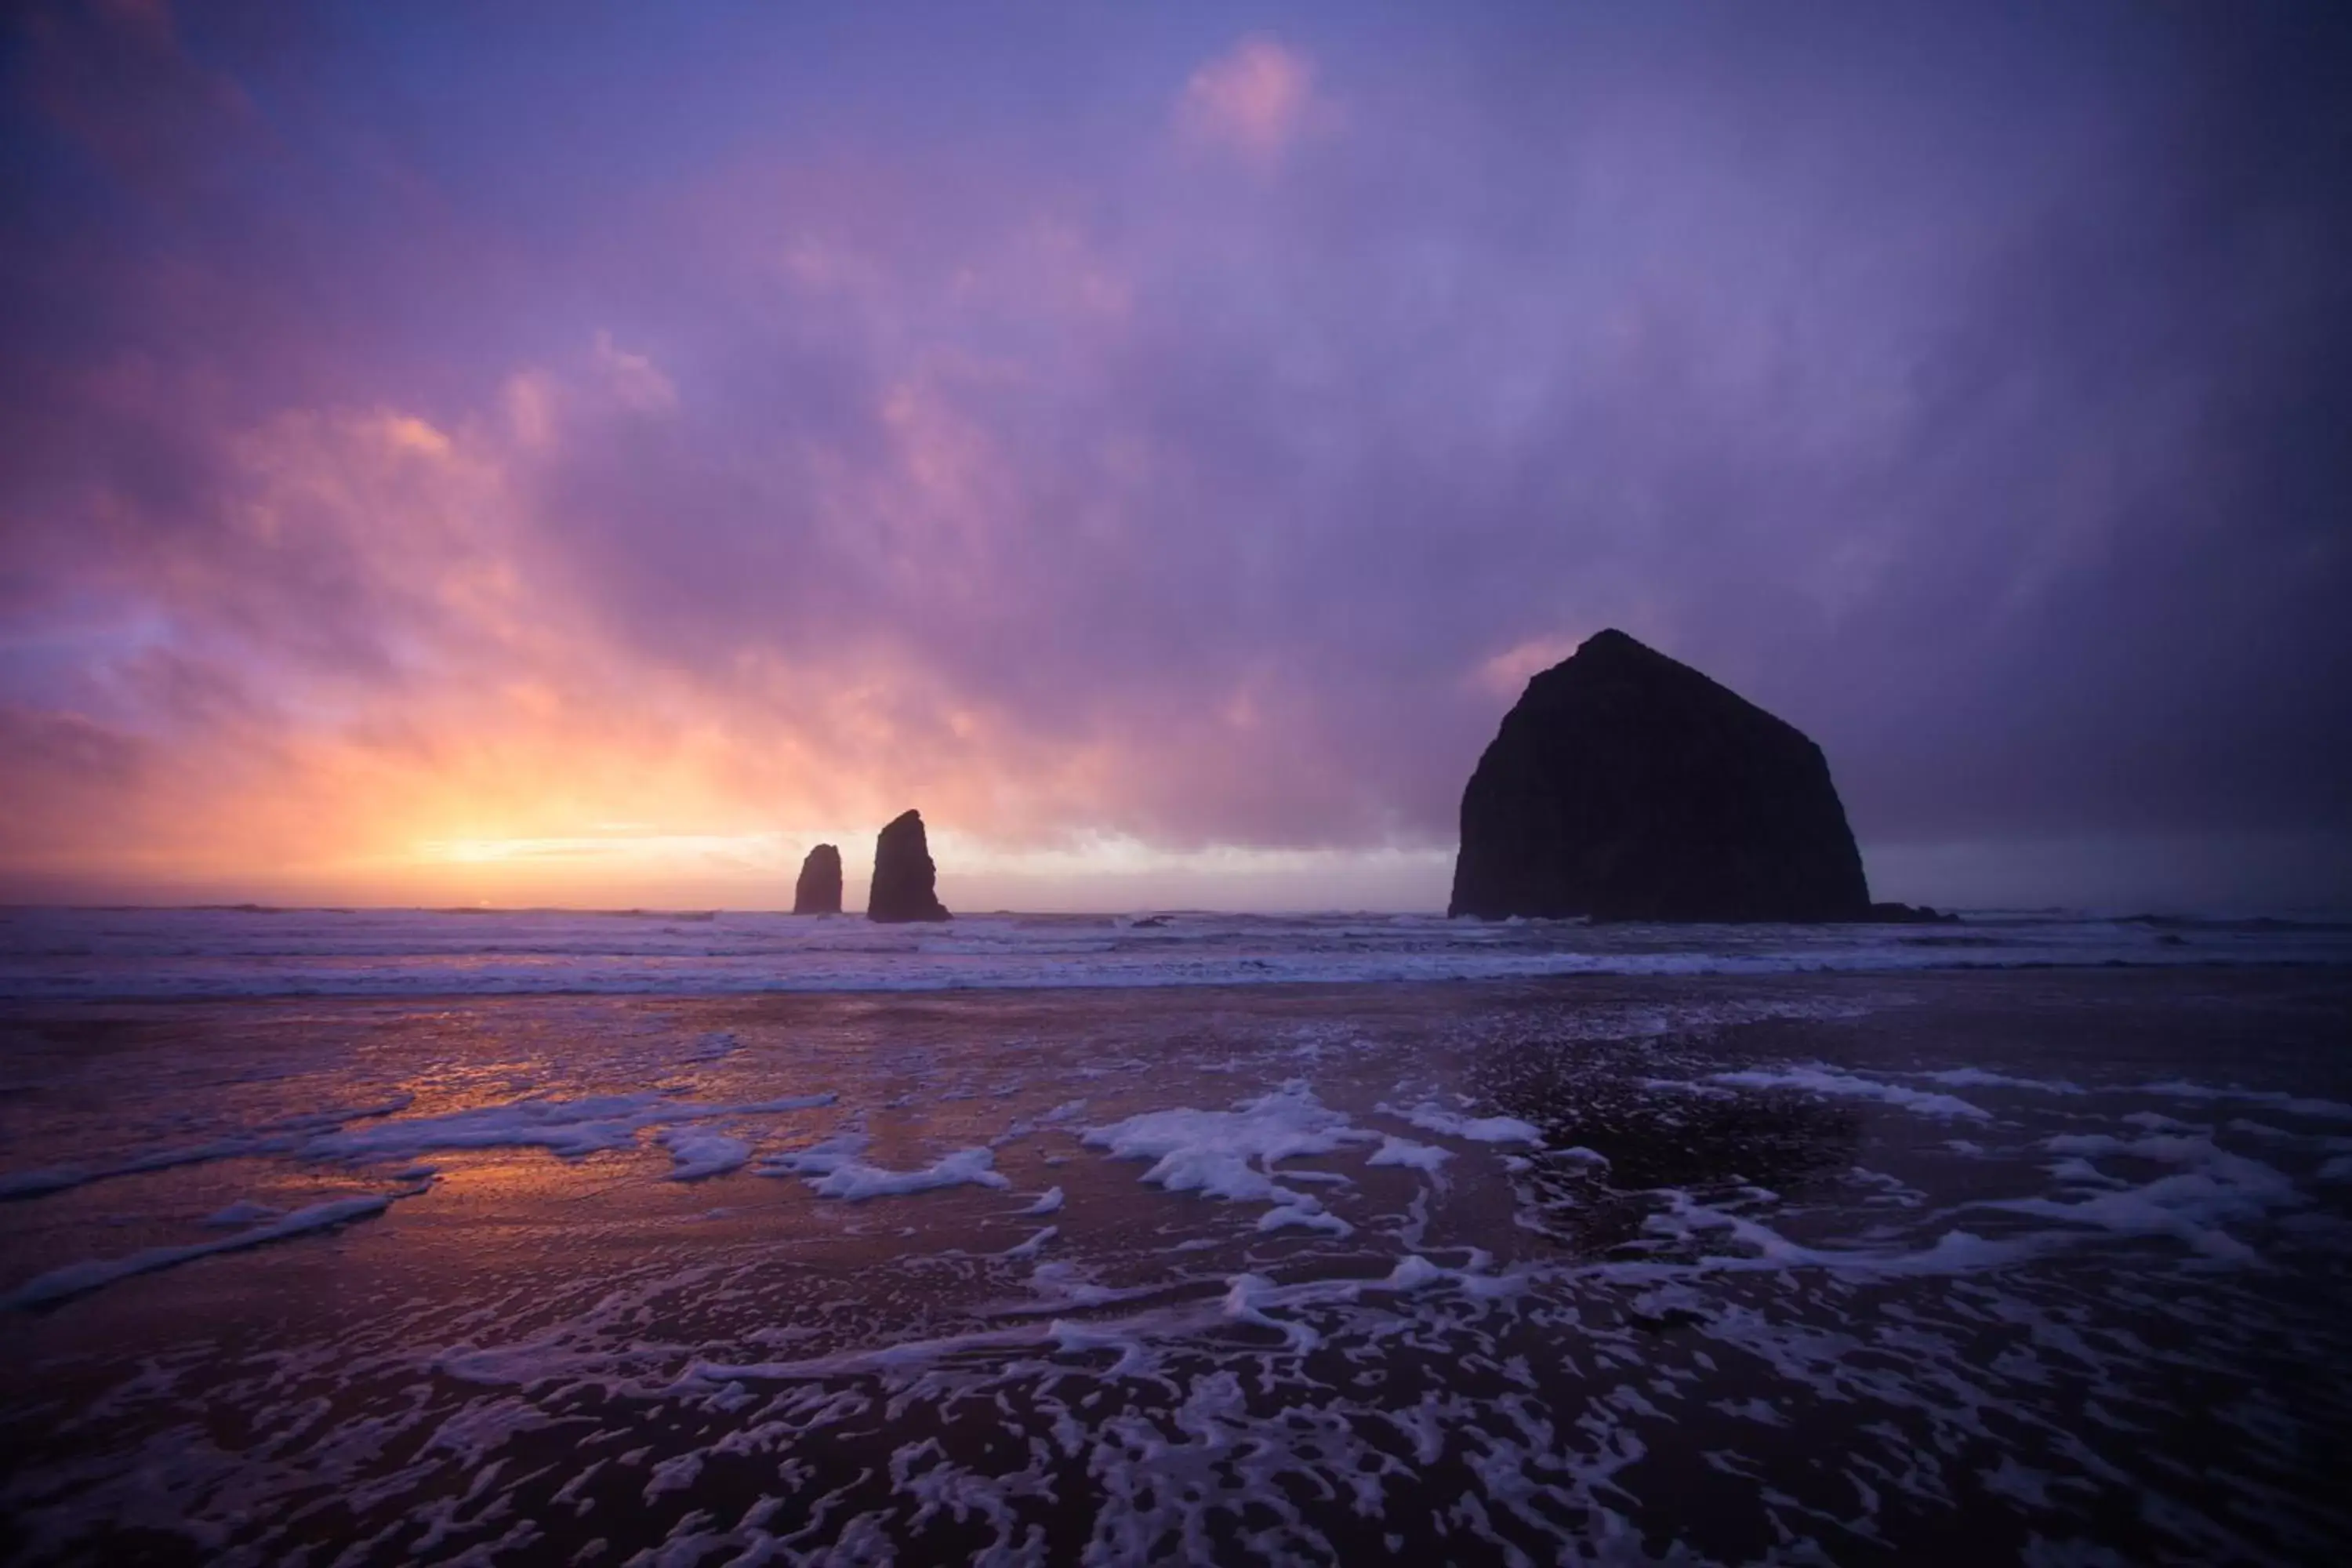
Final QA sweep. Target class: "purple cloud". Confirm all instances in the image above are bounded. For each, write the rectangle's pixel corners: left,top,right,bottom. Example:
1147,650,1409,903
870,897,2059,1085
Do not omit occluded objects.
2,2,2347,908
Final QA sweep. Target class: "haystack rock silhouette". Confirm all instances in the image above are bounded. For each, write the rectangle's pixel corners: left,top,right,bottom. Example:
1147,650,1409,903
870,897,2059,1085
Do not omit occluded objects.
792,844,842,915
867,810,951,923
1449,629,1874,922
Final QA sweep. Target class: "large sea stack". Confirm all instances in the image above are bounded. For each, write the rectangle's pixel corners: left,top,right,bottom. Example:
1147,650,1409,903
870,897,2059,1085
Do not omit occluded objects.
1449,629,1871,922
792,844,843,915
866,810,951,923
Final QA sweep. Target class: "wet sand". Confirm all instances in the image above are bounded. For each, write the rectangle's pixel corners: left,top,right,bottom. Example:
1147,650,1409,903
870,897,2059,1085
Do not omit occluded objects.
5,969,2350,1563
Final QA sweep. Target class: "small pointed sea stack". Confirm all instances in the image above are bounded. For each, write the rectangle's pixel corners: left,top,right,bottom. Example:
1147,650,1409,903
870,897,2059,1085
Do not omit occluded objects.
866,810,951,923
792,844,843,915
1449,629,1871,922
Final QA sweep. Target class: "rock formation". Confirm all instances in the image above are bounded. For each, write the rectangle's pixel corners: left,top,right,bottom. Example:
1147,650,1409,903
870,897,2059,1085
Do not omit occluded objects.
1867,901,1956,924
792,844,843,915
1448,629,1872,922
866,810,951,923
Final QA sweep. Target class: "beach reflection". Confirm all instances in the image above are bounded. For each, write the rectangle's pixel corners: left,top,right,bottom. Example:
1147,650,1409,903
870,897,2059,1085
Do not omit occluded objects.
5,975,2350,1564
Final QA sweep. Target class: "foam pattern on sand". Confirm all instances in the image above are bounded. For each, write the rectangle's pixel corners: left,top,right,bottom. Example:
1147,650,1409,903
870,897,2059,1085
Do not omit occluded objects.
1386,1101,1544,1142
760,1131,1011,1200
5,978,2350,1564
2,1189,423,1309
1987,1131,2307,1263
1081,1082,1377,1234
1,1086,840,1204
1704,1065,1995,1120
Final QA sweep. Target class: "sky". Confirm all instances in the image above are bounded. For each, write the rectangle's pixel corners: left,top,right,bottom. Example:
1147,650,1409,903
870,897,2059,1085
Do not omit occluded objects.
2,1,2349,914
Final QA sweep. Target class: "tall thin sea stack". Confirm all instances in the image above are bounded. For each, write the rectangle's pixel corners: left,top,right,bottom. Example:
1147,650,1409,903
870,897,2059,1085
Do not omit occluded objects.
792,844,843,915
1449,629,1871,922
866,810,951,923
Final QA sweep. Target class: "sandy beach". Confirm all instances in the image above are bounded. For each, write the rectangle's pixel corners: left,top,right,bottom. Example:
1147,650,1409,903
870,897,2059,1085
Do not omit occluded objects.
7,964,2350,1563
9,3,2349,1559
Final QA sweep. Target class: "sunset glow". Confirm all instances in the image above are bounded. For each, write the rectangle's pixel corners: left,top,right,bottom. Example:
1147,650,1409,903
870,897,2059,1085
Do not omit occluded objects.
3,4,2347,911
7,12,2352,1563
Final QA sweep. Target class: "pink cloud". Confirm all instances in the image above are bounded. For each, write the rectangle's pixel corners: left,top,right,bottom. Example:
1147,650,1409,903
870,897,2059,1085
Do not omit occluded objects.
1176,37,1322,165
2,5,2345,910
1471,634,1588,698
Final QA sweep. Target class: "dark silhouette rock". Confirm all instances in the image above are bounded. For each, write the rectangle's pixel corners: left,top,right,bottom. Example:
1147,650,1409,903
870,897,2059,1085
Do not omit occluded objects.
867,810,950,923
793,844,843,915
1867,901,1957,924
1449,629,1871,922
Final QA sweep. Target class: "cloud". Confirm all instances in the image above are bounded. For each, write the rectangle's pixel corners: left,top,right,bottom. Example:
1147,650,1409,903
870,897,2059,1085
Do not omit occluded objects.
1472,635,1587,699
2,4,2347,908
1176,36,1322,165
16,0,257,198
593,332,680,416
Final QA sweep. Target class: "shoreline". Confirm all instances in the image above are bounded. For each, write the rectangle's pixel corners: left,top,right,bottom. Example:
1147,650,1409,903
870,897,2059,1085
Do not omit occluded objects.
6,964,2349,1563
5,952,2352,1009
8,958,2351,1022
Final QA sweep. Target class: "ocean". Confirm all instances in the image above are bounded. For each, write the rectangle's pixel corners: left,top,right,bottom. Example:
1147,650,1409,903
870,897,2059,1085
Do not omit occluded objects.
4,904,2348,999
3,908,2350,1564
